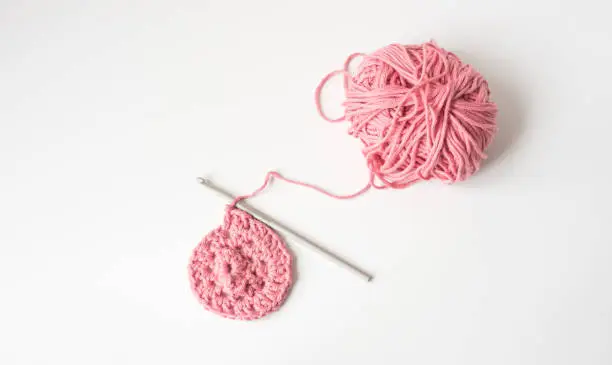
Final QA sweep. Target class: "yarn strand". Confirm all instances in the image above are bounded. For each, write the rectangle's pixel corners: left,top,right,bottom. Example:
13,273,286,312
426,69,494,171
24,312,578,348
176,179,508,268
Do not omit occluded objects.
231,171,372,207
237,41,497,206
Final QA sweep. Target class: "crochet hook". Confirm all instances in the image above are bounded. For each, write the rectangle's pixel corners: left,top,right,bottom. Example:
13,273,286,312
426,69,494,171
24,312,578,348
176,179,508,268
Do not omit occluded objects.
197,177,373,282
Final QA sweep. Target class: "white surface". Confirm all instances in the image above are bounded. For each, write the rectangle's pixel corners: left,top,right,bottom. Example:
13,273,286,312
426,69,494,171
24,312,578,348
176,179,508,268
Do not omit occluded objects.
1,1,611,364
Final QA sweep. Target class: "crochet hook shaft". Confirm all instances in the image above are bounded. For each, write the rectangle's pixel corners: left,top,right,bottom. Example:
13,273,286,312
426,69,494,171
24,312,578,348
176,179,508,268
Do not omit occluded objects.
197,177,373,282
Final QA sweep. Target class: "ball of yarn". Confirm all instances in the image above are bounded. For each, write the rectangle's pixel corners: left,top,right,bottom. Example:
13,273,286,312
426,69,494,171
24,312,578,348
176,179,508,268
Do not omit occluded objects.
316,41,498,189
188,207,292,320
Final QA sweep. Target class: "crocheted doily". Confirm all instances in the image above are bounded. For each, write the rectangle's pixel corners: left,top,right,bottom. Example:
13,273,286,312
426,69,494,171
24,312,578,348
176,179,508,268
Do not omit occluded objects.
188,207,293,320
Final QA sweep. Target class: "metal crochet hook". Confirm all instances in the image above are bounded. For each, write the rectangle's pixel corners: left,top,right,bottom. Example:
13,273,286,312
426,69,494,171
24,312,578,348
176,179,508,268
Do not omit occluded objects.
197,177,373,282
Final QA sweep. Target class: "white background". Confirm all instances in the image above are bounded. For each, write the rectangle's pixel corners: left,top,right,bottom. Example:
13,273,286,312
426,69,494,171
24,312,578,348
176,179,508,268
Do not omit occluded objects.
1,1,611,364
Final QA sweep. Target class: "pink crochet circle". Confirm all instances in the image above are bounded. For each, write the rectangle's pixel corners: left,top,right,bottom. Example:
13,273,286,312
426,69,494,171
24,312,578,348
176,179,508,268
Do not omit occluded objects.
188,207,293,320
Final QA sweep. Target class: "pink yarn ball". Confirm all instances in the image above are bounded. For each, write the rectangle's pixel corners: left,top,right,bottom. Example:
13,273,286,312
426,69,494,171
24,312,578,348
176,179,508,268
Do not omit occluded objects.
316,41,498,189
189,208,292,320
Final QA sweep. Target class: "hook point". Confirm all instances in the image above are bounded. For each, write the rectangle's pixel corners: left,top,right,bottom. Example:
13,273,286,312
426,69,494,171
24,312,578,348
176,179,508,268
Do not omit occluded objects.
197,177,211,185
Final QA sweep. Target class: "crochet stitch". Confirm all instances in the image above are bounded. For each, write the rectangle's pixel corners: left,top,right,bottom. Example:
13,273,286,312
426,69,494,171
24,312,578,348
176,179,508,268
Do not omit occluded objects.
189,207,292,320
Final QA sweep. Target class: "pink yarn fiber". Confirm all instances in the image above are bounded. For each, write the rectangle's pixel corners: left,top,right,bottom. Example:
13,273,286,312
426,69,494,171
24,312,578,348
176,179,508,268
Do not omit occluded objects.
189,207,292,320
316,41,498,191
